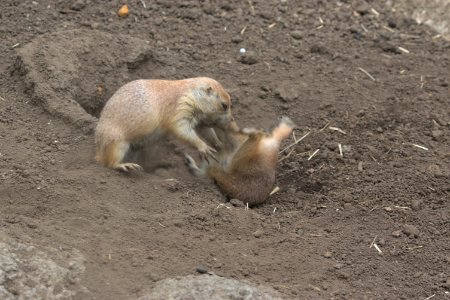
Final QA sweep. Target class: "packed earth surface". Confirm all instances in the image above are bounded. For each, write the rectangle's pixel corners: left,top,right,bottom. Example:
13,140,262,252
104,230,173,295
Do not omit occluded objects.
0,0,449,299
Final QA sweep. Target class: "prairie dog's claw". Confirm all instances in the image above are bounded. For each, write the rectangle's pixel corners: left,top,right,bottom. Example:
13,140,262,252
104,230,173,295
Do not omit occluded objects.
199,145,218,164
116,163,143,172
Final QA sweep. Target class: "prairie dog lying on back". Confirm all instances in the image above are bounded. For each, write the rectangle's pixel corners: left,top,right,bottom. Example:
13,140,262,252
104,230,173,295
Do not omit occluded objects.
185,116,296,206
95,77,236,172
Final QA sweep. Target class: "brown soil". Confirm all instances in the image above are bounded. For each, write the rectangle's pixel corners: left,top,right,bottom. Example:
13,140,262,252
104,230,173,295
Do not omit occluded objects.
1,0,449,299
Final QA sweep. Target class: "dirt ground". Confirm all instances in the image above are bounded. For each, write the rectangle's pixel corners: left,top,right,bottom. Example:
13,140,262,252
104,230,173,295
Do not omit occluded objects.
0,0,449,299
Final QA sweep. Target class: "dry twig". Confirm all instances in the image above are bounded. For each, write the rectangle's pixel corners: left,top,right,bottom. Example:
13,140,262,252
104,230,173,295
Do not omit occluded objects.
358,67,376,81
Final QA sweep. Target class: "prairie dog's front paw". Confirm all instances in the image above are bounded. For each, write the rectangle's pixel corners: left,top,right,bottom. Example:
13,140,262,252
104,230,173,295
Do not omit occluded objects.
198,144,217,163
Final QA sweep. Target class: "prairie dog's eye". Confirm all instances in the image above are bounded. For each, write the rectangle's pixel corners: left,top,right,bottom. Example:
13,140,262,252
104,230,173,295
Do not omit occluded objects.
221,102,229,110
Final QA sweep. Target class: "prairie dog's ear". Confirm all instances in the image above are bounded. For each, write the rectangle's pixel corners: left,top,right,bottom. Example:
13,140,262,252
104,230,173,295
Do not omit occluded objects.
205,86,213,95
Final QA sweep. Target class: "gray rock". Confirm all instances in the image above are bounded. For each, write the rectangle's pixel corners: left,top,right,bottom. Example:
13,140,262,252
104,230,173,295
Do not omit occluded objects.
238,51,259,65
140,274,284,300
403,224,420,238
274,84,299,102
431,129,443,141
0,233,87,299
290,31,303,40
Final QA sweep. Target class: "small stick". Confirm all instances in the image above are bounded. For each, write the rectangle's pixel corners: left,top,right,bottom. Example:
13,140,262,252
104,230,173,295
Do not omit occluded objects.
11,43,21,49
279,131,311,154
108,254,112,260
369,235,378,248
398,47,410,54
247,0,255,15
410,143,429,151
316,25,324,30
292,131,297,142
139,0,146,9
319,121,330,131
394,205,411,210
270,186,280,196
240,26,247,35
382,25,394,32
245,202,249,210
329,126,346,134
358,67,376,81
268,22,276,29
0,95,5,101
373,243,382,254
272,207,277,214
318,17,324,24
420,76,424,89
308,149,320,161
361,24,369,33
371,8,380,17
424,294,435,300
279,148,295,162
158,222,166,228
338,143,343,157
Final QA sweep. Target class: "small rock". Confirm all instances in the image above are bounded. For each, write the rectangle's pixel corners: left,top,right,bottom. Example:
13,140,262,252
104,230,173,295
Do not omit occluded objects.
229,199,244,207
238,51,258,65
90,22,100,30
431,130,443,141
274,84,299,102
310,44,330,55
411,199,422,211
391,230,402,237
324,251,332,258
384,206,393,212
378,41,401,54
357,161,363,171
290,31,303,40
333,263,344,269
252,229,264,238
70,0,86,11
403,224,419,238
355,3,370,15
231,35,243,43
196,266,209,274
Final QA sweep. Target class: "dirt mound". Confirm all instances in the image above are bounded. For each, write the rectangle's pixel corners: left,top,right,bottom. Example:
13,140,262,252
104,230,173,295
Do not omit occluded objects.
13,29,161,132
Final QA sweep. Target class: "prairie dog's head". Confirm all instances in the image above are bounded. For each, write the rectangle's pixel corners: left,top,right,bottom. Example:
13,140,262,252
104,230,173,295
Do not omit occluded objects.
192,79,233,128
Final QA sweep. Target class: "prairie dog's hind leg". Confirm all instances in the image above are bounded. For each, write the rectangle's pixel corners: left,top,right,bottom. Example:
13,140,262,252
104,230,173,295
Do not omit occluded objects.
100,140,143,172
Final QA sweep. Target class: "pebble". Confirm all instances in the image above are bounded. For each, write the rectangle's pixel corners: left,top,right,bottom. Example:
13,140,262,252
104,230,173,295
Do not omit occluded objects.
231,35,243,43
252,229,264,238
70,0,86,11
196,266,208,274
238,51,258,65
403,224,419,238
431,130,443,141
357,161,364,171
230,199,244,207
391,230,402,237
411,199,422,211
324,251,332,258
290,31,303,40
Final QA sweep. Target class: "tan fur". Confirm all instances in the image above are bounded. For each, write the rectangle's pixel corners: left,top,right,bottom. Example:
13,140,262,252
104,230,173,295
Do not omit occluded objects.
95,77,235,172
185,117,295,206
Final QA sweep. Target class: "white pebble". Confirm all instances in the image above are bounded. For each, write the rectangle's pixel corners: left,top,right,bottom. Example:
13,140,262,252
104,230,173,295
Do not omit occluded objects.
239,48,246,54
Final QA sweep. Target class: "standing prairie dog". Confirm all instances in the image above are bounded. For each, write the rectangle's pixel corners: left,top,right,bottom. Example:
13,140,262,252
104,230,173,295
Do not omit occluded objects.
95,77,236,172
185,116,296,206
